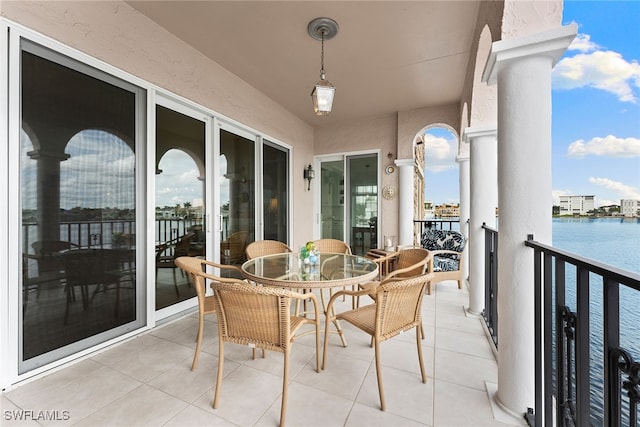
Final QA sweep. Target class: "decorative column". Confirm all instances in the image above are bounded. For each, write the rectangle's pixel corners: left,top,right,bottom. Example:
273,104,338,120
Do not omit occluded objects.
27,149,70,242
483,25,576,416
395,158,415,247
456,154,470,280
464,126,497,316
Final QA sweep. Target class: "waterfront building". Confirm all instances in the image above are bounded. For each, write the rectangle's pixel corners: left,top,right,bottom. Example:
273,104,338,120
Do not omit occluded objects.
559,194,596,216
621,199,640,217
1,2,598,425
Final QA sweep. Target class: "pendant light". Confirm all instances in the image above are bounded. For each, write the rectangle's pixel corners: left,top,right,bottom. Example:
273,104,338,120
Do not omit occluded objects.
308,17,338,115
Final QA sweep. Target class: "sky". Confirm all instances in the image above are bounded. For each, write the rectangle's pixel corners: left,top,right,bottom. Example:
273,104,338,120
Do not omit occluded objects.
424,0,640,208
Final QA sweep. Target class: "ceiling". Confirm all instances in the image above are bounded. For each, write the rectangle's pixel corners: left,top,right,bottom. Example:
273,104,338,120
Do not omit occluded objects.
126,1,482,128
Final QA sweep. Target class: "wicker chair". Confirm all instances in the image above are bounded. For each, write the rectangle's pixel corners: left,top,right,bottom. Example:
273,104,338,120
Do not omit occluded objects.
358,247,430,303
209,279,321,427
420,229,466,294
174,256,243,370
245,240,292,260
322,273,432,411
312,238,351,255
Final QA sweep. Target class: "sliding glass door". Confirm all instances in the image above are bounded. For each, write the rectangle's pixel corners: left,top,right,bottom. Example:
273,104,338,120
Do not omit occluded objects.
318,153,379,255
155,103,207,311
19,40,146,372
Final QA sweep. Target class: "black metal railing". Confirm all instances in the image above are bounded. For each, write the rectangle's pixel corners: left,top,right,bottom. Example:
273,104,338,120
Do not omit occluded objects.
22,219,203,252
482,223,498,349
525,235,640,427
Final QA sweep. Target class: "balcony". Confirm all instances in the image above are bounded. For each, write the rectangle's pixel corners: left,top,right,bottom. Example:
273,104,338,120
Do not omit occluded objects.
1,279,520,426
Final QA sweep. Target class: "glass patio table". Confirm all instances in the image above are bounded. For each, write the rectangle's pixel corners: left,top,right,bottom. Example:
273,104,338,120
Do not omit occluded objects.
241,252,378,289
241,252,379,347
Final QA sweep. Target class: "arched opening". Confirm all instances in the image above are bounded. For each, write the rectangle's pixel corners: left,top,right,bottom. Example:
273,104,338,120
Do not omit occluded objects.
422,125,460,225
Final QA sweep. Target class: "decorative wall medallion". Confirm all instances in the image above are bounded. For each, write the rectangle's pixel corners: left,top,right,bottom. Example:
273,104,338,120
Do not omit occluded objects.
385,165,395,175
382,185,396,200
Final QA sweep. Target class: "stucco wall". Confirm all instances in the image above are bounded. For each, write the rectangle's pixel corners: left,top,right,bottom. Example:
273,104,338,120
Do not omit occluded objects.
1,0,315,243
314,114,399,241
397,103,460,159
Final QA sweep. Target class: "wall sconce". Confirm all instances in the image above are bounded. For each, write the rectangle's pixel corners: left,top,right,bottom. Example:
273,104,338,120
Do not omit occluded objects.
308,17,338,116
303,164,315,191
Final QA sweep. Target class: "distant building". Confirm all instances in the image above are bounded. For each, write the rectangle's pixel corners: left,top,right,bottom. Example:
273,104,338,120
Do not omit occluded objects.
621,199,640,217
559,195,595,216
435,203,460,218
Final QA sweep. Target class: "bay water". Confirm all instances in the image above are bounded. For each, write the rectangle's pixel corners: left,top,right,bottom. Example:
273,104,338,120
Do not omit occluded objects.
552,217,640,425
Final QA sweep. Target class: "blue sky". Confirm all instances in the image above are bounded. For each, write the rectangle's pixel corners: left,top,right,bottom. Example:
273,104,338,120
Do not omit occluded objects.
425,0,640,208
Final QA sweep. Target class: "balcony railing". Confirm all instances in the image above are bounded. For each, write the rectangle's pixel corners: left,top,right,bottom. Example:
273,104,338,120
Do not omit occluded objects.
482,223,499,349
413,219,460,245
22,219,203,252
525,236,640,427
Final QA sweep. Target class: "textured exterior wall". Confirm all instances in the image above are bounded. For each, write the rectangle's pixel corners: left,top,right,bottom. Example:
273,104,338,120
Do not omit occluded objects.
1,0,315,242
314,114,399,240
397,103,460,159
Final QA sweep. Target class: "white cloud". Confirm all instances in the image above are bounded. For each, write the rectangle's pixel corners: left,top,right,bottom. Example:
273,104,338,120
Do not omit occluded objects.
589,177,640,200
567,135,640,158
568,32,599,53
423,133,457,173
553,44,640,102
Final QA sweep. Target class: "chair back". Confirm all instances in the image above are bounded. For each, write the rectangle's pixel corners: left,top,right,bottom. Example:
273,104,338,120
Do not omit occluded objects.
175,256,242,303
209,280,295,353
390,248,430,279
420,229,466,253
224,230,249,261
374,274,430,342
312,239,351,254
33,240,80,274
174,232,196,257
245,240,292,259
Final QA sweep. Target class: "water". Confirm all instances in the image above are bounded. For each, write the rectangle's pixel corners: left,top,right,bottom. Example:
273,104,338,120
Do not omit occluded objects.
552,217,640,425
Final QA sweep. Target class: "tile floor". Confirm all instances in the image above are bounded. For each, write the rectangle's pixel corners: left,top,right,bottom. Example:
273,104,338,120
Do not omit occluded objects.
2,280,525,426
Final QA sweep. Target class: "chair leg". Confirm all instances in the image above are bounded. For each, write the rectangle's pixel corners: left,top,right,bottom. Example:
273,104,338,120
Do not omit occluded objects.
213,340,224,409
280,350,289,427
191,313,204,370
416,326,427,383
374,338,386,411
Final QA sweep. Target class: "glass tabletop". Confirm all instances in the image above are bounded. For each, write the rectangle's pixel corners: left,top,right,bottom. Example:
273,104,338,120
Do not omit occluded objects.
241,252,378,289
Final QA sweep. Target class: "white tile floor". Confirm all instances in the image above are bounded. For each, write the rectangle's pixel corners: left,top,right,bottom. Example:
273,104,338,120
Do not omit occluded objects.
2,281,525,426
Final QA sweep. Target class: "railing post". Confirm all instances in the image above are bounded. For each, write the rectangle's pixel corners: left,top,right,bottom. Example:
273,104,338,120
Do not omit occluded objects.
604,276,620,426
575,266,591,426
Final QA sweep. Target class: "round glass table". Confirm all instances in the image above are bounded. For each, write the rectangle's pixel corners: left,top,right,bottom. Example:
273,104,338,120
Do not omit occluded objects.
241,252,378,289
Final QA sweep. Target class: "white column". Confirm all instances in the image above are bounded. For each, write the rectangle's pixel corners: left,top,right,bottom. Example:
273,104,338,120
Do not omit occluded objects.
483,25,576,417
456,154,470,280
464,126,497,316
395,158,415,247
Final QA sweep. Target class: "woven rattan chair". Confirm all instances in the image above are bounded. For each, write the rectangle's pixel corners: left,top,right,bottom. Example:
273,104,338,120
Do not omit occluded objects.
245,240,292,260
209,279,321,427
322,273,432,411
174,256,243,370
312,238,352,255
358,247,430,302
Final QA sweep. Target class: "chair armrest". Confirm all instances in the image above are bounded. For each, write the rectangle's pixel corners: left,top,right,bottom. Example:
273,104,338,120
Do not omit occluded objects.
290,290,321,320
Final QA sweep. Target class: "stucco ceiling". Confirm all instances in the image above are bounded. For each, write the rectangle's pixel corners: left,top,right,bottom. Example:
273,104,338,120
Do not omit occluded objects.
126,1,481,128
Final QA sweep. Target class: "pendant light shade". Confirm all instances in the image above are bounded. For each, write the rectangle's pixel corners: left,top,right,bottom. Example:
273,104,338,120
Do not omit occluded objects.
308,17,338,116
311,77,335,116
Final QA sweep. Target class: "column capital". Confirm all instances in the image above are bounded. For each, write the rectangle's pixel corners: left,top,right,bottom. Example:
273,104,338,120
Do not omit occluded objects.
27,149,70,162
463,125,497,144
456,154,470,163
483,24,577,85
394,158,415,168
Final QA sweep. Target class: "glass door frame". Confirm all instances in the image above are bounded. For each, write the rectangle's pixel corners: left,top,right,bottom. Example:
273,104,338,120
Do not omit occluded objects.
313,150,381,249
153,95,211,321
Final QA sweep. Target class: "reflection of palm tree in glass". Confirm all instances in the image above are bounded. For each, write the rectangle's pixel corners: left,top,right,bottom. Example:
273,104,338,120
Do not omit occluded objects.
183,201,192,220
